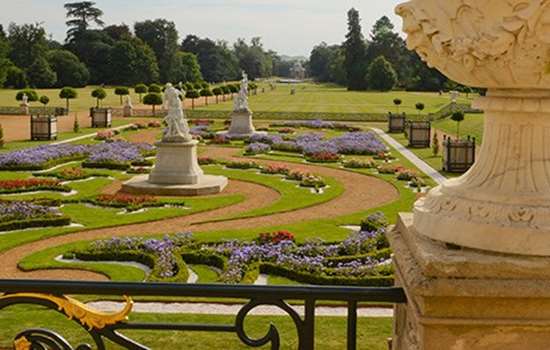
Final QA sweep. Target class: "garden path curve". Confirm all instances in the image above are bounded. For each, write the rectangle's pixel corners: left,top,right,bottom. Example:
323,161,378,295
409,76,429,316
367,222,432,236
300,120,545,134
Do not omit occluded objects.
0,146,398,280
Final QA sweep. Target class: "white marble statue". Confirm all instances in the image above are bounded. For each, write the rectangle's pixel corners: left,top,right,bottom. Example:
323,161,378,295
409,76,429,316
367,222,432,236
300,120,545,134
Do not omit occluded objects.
21,93,29,106
125,95,133,108
233,71,250,113
163,83,191,142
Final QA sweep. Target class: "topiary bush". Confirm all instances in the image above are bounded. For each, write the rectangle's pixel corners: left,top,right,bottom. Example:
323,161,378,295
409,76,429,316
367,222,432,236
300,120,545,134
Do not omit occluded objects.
134,84,148,103
143,93,163,116
59,87,78,112
16,89,39,102
114,87,130,105
91,88,107,108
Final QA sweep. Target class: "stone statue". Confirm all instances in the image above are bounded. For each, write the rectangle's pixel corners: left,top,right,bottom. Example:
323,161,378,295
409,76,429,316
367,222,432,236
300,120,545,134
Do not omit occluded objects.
162,83,191,143
21,94,29,107
233,71,250,113
124,95,133,108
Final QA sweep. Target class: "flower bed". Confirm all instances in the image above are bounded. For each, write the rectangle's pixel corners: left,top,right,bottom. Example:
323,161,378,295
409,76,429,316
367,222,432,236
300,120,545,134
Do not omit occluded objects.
377,164,403,174
198,157,217,165
77,215,393,286
341,159,376,169
210,134,231,145
95,130,116,141
36,167,110,181
396,169,417,181
248,134,283,145
271,119,360,132
0,200,70,231
224,161,261,170
0,144,89,171
87,193,186,211
305,151,340,163
244,142,271,155
0,178,71,194
126,167,150,174
82,141,154,170
260,165,290,175
299,174,327,189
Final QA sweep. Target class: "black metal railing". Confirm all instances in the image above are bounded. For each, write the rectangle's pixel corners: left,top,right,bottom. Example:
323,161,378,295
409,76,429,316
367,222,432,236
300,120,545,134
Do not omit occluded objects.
0,279,406,350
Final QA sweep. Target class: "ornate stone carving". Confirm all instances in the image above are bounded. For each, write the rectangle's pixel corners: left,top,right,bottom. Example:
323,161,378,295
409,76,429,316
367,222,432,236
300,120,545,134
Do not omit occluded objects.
396,0,550,89
233,71,251,113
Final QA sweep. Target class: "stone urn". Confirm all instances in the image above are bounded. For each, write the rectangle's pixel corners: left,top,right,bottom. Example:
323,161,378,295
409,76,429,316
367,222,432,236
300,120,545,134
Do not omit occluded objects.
397,0,550,256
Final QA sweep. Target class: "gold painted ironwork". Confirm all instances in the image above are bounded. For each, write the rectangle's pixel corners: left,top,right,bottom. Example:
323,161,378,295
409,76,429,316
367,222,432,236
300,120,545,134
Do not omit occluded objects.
13,336,31,350
0,293,133,330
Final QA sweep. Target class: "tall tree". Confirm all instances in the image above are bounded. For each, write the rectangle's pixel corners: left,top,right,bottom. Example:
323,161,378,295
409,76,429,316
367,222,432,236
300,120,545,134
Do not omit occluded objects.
135,19,179,82
0,25,11,87
343,8,367,90
366,56,397,91
47,49,89,87
8,23,48,70
109,38,159,85
172,51,203,83
64,1,105,43
182,35,240,82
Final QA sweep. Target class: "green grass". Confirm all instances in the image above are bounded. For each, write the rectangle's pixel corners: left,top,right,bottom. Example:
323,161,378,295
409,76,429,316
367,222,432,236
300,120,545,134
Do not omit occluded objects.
0,306,392,350
198,83,473,116
190,264,220,283
433,113,484,144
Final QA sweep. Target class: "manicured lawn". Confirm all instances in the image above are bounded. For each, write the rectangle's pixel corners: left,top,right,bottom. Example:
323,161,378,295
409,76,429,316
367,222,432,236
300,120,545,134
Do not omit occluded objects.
0,306,393,350
433,113,484,144
198,83,473,116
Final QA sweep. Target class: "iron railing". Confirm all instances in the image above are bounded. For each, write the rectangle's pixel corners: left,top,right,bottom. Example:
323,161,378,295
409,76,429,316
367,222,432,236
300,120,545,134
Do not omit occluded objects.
0,279,406,350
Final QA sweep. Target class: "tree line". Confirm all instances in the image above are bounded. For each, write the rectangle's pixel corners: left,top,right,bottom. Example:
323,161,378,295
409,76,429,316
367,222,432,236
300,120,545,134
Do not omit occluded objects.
309,9,476,93
0,1,296,89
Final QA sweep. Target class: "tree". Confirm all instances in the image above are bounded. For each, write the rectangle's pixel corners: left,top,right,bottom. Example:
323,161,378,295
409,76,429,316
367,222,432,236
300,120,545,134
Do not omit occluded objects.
415,102,425,115
8,23,48,70
27,57,57,88
343,8,367,90
73,114,80,133
172,51,203,83
0,25,11,87
114,87,129,105
135,84,147,103
200,87,213,105
233,37,272,80
16,89,38,102
59,87,78,112
148,84,161,93
393,98,402,114
91,87,106,108
64,1,105,43
135,19,179,82
143,93,162,116
228,84,239,98
365,56,397,91
212,87,222,104
186,89,200,109
221,85,231,101
109,39,159,85
47,49,89,87
5,66,27,88
181,35,240,82
39,95,50,112
451,111,465,139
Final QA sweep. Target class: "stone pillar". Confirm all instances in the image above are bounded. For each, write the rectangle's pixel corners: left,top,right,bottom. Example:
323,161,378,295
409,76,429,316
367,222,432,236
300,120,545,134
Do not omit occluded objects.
391,1,550,349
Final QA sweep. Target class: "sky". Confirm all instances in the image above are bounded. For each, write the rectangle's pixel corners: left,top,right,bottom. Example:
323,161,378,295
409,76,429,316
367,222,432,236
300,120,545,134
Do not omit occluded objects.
0,0,404,57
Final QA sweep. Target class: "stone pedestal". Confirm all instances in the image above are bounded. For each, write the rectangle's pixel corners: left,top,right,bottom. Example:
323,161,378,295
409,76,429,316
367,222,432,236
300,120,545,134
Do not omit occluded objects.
122,140,227,196
123,105,133,117
389,214,550,350
226,111,257,138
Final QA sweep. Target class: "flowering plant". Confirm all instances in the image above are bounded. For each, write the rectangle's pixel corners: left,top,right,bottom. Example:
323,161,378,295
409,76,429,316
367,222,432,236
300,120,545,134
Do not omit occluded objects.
377,164,403,174
306,151,340,163
59,167,86,179
95,193,157,209
148,121,161,128
0,200,60,222
277,128,294,134
286,170,306,181
95,130,115,141
210,134,230,144
257,231,295,244
300,174,326,189
225,161,261,170
248,134,283,145
0,178,70,194
198,157,216,165
260,165,289,175
396,169,416,181
342,159,376,169
0,144,89,170
244,142,271,155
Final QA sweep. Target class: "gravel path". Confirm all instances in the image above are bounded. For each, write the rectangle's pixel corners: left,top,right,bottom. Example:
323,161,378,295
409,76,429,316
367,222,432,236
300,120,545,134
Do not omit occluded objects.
0,145,397,280
371,127,447,185
87,301,393,317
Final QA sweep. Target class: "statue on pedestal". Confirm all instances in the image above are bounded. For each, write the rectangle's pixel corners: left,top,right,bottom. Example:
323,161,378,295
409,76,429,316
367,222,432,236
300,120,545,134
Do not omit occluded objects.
233,72,250,113
163,83,191,143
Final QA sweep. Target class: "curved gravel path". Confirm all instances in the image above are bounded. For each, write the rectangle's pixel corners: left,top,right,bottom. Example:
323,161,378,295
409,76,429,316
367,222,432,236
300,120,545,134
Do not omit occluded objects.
0,146,398,280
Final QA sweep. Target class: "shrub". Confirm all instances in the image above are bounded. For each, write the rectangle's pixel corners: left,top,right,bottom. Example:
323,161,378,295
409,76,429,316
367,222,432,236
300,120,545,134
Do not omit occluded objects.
91,88,107,108
59,87,78,112
73,115,80,133
360,212,388,232
306,151,340,163
396,169,416,181
135,83,148,103
93,193,159,211
260,165,289,175
432,132,440,156
377,164,402,174
16,89,38,102
244,142,271,155
342,159,375,169
409,176,426,189
366,56,397,92
95,130,114,141
143,93,163,116
198,157,216,165
186,89,200,109
148,84,162,93
114,87,130,105
451,111,465,139
225,161,261,169
300,174,326,189
127,167,150,174
39,95,50,108
286,170,305,181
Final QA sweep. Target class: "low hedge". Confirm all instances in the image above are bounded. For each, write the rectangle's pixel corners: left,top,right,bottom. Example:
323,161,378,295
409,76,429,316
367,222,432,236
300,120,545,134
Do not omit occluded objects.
82,161,131,171
259,263,394,287
131,159,154,167
0,155,86,171
0,216,71,232
180,250,227,271
0,185,72,194
82,198,185,211
34,172,108,181
325,248,392,266
0,106,67,116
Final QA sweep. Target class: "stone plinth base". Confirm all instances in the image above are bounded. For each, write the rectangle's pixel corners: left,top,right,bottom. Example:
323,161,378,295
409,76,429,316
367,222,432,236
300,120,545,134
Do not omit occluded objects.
224,111,258,138
149,140,203,185
389,213,550,350
121,174,227,196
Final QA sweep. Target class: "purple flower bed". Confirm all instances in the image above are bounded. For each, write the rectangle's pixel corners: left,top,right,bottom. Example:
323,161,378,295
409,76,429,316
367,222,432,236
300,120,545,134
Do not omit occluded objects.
244,142,271,155
272,119,361,132
0,201,60,222
87,141,152,164
248,133,283,145
0,144,89,169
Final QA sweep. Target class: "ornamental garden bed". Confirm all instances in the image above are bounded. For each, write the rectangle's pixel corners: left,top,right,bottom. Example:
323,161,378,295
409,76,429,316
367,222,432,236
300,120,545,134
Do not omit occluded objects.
70,214,393,286
84,194,186,212
0,200,70,232
34,167,108,181
0,178,71,194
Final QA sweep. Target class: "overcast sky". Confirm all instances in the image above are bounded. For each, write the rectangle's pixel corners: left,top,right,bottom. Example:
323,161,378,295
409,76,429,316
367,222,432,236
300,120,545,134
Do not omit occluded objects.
0,0,404,57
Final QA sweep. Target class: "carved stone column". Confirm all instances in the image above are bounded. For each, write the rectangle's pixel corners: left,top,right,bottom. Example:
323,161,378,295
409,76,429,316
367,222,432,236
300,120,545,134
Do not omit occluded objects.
391,1,550,349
